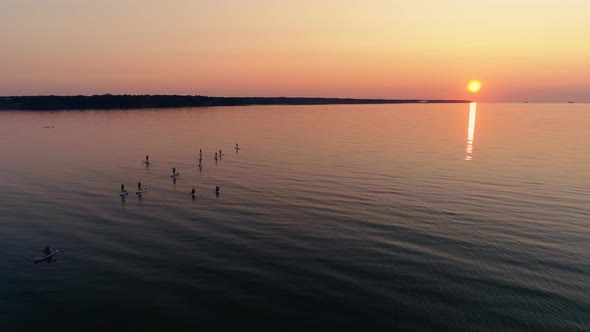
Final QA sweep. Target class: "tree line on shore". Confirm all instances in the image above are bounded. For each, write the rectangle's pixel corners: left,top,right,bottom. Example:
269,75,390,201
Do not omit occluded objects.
0,94,471,110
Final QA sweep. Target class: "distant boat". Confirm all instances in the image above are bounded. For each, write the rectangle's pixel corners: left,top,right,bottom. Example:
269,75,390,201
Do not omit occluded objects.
523,101,529,103
568,101,574,103
419,100,428,103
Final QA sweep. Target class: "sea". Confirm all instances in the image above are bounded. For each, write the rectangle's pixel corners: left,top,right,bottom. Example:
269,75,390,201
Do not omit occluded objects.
0,103,588,331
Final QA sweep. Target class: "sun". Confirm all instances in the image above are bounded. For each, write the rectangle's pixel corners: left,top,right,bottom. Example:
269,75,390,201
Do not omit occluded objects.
468,80,481,93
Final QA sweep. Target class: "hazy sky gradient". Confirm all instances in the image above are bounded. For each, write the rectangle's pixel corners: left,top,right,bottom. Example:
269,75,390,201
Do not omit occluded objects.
1,0,588,101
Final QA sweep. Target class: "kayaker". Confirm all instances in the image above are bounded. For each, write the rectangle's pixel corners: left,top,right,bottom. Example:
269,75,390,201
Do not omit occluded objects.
216,186,220,194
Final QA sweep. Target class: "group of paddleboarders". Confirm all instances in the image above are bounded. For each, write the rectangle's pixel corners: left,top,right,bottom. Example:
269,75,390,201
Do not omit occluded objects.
120,145,241,198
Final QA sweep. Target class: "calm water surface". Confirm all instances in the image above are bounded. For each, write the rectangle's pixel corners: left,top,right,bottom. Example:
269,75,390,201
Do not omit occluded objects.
0,103,588,330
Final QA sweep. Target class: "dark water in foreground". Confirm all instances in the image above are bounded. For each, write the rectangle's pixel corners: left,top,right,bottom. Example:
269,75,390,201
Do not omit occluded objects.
0,103,588,330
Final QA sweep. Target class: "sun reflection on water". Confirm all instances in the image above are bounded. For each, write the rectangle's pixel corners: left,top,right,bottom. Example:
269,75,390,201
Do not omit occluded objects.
465,102,476,160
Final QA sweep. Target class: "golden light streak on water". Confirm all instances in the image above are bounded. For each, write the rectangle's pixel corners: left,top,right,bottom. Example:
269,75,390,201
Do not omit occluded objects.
465,102,476,160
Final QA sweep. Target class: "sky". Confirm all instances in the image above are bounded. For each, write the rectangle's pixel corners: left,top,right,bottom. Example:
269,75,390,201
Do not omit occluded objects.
1,0,589,101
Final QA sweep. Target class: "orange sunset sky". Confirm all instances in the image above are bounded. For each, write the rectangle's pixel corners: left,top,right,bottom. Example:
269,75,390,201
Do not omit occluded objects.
1,0,588,101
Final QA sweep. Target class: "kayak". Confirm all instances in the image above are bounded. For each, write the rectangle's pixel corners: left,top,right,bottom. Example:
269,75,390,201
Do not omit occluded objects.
170,173,180,178
34,249,60,263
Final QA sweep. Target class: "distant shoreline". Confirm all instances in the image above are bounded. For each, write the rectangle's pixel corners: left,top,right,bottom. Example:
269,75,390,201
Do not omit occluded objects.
0,95,471,110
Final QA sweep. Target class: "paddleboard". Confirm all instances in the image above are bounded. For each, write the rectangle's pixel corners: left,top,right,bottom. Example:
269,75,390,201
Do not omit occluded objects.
34,249,60,263
170,173,180,178
136,189,147,194
119,191,128,196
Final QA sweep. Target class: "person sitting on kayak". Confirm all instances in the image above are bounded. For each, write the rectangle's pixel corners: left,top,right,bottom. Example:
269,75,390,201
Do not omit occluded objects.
191,188,196,195
42,245,51,256
138,182,142,190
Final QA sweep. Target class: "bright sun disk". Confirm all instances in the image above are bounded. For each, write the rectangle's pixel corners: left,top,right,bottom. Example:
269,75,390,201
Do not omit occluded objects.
468,80,481,93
